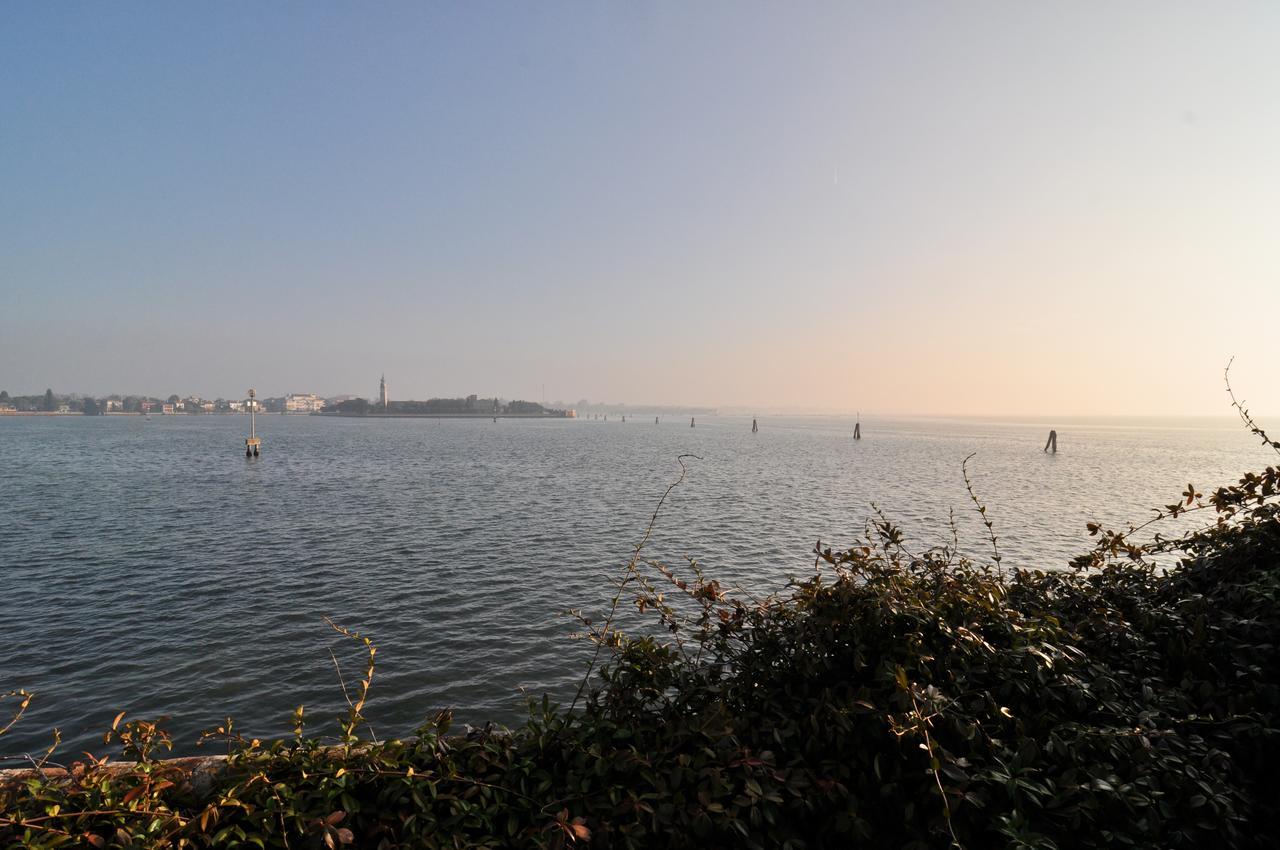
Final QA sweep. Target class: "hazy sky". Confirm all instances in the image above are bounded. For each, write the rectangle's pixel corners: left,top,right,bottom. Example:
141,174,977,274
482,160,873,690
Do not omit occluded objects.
2,3,1277,414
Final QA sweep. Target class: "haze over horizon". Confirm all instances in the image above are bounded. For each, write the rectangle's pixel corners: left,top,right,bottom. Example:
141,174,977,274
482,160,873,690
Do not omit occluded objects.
3,4,1278,416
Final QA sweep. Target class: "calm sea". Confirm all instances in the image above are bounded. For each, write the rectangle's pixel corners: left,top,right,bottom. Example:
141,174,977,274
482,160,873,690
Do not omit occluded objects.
0,413,1268,757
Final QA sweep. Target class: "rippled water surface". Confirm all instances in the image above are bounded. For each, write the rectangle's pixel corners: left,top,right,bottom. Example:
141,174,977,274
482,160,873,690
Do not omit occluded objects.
0,414,1267,756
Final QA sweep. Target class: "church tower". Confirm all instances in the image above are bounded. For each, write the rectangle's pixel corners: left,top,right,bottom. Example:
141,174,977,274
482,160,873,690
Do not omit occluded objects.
380,374,388,411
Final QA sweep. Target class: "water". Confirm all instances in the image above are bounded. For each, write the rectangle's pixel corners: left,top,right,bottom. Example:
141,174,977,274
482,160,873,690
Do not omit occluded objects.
0,413,1268,758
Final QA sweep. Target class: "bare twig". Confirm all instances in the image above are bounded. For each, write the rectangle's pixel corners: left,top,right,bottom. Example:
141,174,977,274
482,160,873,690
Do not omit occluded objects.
1225,357,1280,456
563,454,702,721
1076,361,1277,570
328,649,353,711
324,618,379,745
870,502,918,561
962,454,1003,576
0,690,33,740
946,507,960,567
0,729,65,777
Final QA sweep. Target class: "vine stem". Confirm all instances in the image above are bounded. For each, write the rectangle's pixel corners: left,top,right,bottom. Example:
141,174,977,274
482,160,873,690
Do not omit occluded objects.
562,453,702,722
909,689,963,850
1225,357,1280,456
962,453,1003,577
0,691,33,739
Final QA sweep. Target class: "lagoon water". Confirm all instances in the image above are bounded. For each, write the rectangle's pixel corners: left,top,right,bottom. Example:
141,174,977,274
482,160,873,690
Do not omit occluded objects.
0,413,1269,757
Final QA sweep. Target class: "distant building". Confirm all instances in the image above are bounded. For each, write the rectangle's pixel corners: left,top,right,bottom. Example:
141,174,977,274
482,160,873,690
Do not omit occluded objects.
162,404,175,414
228,400,244,412
380,375,389,410
285,393,326,413
104,399,123,412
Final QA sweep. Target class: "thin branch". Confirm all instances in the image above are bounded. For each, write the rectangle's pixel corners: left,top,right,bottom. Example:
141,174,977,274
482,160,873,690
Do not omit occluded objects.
946,507,960,567
563,453,702,722
328,649,354,712
1077,361,1278,570
1225,357,1280,456
324,618,380,745
962,454,1003,575
0,690,33,739
909,689,964,850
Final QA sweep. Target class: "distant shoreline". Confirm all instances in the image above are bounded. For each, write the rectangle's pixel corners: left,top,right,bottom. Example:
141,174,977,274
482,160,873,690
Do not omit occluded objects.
0,411,253,416
0,410,577,419
316,412,575,420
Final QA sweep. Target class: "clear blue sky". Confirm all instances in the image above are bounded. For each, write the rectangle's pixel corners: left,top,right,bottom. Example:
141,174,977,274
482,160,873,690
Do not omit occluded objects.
3,3,1277,413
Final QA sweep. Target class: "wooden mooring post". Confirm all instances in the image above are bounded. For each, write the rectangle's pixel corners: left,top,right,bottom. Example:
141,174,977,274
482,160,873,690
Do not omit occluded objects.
1044,429,1057,453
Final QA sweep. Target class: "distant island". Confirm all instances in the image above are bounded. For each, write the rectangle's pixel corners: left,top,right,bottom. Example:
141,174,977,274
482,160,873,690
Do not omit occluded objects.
322,394,574,418
0,389,306,416
0,386,710,419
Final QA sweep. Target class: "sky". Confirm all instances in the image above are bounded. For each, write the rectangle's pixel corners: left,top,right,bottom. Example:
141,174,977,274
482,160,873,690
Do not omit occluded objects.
2,3,1277,415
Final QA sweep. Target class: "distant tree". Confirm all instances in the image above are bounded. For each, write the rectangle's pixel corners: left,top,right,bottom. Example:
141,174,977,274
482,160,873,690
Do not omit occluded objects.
0,391,9,402
82,397,100,416
333,398,370,415
168,394,181,404
43,388,55,411
123,396,142,413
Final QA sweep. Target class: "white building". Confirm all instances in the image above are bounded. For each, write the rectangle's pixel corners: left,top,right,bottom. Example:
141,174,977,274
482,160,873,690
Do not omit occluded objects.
285,393,326,413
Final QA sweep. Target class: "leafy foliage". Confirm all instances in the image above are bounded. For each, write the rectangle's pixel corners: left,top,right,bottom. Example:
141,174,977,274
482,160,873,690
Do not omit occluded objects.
3,387,1278,848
